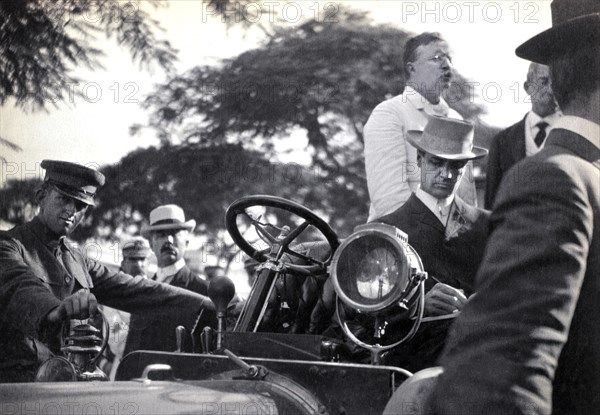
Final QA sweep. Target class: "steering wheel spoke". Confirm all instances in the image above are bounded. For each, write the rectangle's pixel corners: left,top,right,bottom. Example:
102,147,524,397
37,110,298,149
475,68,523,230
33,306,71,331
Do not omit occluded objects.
282,246,325,268
226,195,340,270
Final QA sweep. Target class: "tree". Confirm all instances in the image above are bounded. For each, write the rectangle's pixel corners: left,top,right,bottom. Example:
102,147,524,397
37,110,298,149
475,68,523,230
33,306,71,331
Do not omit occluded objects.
0,177,41,226
133,10,496,237
0,0,177,109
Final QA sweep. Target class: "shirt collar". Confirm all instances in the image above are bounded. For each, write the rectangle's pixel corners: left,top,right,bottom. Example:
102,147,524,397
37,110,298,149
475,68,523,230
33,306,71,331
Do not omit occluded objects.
156,258,185,283
404,86,451,116
552,115,600,149
527,110,561,129
415,188,454,224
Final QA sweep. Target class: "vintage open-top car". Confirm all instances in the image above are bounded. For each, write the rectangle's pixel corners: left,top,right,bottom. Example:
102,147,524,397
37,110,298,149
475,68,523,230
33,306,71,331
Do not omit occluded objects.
1,195,435,415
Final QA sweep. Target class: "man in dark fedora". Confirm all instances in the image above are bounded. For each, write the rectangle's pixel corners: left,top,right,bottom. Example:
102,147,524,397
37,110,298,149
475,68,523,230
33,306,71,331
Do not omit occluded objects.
0,160,214,382
374,115,489,372
427,0,600,413
124,204,214,354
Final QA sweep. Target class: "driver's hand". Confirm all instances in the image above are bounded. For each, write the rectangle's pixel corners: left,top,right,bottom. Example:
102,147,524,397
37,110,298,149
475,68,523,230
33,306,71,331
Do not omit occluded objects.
46,289,98,323
424,283,467,316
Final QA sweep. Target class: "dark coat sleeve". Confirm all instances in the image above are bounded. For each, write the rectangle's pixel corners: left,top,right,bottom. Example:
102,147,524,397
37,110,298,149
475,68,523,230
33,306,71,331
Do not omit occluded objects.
85,258,213,318
429,156,594,414
0,236,61,337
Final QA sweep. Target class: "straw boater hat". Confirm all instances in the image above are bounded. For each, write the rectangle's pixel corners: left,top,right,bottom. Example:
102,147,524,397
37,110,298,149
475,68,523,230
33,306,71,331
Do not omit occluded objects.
40,160,105,206
406,115,488,161
141,204,196,238
516,0,600,64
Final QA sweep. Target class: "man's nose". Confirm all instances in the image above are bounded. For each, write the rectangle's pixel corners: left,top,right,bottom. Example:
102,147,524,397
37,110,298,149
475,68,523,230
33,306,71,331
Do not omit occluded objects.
441,57,452,69
166,234,174,243
64,199,77,213
441,165,456,179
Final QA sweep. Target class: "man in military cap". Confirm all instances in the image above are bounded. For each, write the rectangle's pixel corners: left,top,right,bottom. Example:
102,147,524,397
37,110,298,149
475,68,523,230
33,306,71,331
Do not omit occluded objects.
0,160,214,382
120,236,151,279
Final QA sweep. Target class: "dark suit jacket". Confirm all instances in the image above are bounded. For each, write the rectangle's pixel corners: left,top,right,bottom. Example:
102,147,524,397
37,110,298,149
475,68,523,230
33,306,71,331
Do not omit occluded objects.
485,115,527,209
376,194,490,295
431,128,600,414
0,217,210,382
124,266,213,354
374,195,490,371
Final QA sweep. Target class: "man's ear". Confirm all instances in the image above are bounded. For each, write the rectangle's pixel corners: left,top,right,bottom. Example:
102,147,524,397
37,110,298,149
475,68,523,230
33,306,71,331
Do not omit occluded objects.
523,81,531,95
35,188,48,204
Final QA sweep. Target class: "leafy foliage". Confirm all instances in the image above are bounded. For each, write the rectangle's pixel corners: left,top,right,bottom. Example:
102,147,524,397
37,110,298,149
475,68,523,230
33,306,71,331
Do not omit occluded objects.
0,178,41,226
133,10,495,236
0,0,177,109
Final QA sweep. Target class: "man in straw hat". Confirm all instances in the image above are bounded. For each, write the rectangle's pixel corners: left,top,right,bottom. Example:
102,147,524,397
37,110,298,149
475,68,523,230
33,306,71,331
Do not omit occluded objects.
426,0,600,413
0,161,214,382
124,204,214,354
374,115,489,372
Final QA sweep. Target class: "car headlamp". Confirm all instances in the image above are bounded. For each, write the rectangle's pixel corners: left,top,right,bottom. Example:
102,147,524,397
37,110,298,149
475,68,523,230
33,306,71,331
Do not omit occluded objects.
330,223,424,314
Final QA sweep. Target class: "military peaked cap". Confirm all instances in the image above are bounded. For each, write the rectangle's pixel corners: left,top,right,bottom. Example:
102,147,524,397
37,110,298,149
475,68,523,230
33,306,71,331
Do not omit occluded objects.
41,160,105,206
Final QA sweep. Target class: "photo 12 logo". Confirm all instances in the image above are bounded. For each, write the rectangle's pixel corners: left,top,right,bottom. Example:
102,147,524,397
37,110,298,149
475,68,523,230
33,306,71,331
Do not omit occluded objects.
398,1,541,24
201,1,340,24
46,1,141,26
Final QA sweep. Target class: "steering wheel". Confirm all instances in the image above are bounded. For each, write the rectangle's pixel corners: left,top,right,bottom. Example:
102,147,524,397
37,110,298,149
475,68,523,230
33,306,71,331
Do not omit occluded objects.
225,195,340,274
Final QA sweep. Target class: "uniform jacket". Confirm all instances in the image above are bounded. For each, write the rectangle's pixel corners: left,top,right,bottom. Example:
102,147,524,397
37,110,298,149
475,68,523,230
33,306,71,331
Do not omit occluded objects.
0,217,209,382
124,266,214,354
484,116,527,209
431,128,600,414
376,194,490,295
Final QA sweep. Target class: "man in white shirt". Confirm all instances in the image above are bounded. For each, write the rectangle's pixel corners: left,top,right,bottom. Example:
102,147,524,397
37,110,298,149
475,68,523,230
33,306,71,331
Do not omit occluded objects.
484,62,561,208
364,32,477,221
124,205,213,354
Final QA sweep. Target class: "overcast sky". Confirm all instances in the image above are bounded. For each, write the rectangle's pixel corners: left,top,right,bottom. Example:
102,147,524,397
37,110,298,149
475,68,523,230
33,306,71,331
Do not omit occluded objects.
0,1,553,177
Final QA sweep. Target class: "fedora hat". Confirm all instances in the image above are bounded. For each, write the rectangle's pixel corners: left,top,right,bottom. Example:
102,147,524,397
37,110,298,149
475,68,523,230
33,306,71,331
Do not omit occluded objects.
141,204,196,237
407,115,487,161
41,160,105,206
516,0,600,63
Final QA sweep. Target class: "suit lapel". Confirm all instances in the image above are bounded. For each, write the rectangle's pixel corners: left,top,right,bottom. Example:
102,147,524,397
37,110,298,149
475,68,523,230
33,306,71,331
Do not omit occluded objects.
407,195,445,234
512,116,527,163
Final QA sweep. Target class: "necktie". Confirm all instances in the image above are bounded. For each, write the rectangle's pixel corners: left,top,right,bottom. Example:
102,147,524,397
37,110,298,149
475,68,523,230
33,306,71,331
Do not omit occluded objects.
534,121,549,147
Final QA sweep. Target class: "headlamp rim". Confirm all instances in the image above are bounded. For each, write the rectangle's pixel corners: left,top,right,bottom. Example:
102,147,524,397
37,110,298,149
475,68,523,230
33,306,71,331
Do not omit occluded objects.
330,223,413,313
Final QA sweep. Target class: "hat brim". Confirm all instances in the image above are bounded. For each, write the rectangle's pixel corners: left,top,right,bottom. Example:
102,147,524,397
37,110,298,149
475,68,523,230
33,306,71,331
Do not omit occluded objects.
516,14,600,63
407,131,488,161
141,220,196,237
52,185,95,206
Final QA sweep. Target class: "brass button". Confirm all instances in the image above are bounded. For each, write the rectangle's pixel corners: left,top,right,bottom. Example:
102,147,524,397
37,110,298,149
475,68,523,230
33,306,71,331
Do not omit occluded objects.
64,275,72,284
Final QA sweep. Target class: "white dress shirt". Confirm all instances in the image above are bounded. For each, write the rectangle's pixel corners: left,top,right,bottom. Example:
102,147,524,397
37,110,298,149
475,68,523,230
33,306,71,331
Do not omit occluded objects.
524,110,562,156
155,258,185,284
415,188,455,226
